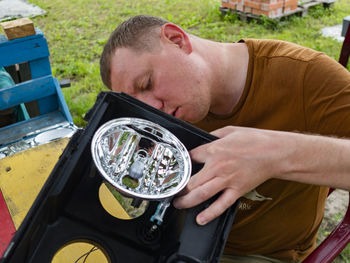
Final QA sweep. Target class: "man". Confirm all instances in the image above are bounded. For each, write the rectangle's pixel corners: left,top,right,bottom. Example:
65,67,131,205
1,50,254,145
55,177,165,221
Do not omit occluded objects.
100,15,350,262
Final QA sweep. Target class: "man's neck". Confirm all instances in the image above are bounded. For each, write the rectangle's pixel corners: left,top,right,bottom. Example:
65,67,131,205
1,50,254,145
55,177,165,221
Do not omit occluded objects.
194,38,249,117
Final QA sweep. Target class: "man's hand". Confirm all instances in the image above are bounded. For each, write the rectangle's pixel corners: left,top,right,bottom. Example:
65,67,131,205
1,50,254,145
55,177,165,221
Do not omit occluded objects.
173,126,288,225
173,125,350,225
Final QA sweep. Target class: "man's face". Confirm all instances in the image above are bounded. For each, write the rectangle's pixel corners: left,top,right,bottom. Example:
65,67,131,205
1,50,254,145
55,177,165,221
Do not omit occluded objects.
109,41,211,123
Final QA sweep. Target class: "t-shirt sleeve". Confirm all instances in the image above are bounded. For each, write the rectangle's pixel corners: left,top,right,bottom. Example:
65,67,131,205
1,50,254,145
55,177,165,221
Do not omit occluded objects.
303,54,350,137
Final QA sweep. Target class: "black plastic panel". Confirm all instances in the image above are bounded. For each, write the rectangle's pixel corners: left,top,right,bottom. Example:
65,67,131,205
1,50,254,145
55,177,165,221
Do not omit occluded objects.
1,92,238,263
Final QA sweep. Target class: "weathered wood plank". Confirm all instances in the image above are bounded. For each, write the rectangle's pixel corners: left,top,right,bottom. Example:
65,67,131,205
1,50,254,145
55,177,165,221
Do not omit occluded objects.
0,18,35,40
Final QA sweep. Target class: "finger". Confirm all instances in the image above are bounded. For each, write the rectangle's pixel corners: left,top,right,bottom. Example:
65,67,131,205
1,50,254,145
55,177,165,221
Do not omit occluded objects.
186,164,215,192
176,184,190,196
173,176,226,209
210,126,236,138
189,143,210,163
196,188,239,225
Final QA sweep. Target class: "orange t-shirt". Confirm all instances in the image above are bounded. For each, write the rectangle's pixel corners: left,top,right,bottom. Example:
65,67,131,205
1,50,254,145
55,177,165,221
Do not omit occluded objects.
194,39,350,261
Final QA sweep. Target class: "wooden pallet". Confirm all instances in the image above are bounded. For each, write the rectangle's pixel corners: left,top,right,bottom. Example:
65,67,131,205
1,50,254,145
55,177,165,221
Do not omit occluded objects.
299,0,335,16
219,6,302,21
220,0,335,20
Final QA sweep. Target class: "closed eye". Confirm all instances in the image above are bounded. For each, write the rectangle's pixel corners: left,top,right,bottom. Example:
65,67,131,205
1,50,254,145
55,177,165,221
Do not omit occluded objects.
136,72,153,92
145,75,152,90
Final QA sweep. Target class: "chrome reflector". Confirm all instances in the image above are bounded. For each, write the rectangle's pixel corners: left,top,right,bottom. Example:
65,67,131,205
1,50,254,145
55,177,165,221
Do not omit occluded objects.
91,118,191,200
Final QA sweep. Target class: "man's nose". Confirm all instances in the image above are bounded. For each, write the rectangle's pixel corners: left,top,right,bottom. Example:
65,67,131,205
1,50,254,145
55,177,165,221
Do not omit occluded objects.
137,92,164,111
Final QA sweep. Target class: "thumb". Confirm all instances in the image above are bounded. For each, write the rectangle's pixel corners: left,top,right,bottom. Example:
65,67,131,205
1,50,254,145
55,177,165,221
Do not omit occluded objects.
210,126,236,138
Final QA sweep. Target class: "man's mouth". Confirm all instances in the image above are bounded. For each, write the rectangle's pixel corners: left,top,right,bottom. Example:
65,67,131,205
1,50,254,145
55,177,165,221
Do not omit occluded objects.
172,107,179,117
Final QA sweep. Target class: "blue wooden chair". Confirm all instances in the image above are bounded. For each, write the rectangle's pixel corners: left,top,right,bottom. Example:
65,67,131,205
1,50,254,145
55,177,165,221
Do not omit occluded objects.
0,29,74,148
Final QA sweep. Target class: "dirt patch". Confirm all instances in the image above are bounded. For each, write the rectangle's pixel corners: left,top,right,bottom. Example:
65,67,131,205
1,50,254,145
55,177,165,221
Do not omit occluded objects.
324,189,349,217
0,0,46,22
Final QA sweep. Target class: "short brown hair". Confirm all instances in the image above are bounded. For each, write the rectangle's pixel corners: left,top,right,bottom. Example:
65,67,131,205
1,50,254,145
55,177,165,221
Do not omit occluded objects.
100,15,169,89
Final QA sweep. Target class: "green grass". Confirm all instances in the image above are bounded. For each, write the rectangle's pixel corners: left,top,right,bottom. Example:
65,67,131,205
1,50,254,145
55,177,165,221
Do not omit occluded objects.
27,0,350,126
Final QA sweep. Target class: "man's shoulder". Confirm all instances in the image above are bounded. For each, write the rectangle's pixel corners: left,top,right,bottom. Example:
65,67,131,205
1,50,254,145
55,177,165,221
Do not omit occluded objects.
242,38,323,62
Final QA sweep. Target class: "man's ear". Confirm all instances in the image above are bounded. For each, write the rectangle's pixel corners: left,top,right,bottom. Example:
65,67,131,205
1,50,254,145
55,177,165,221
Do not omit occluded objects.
160,23,192,54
